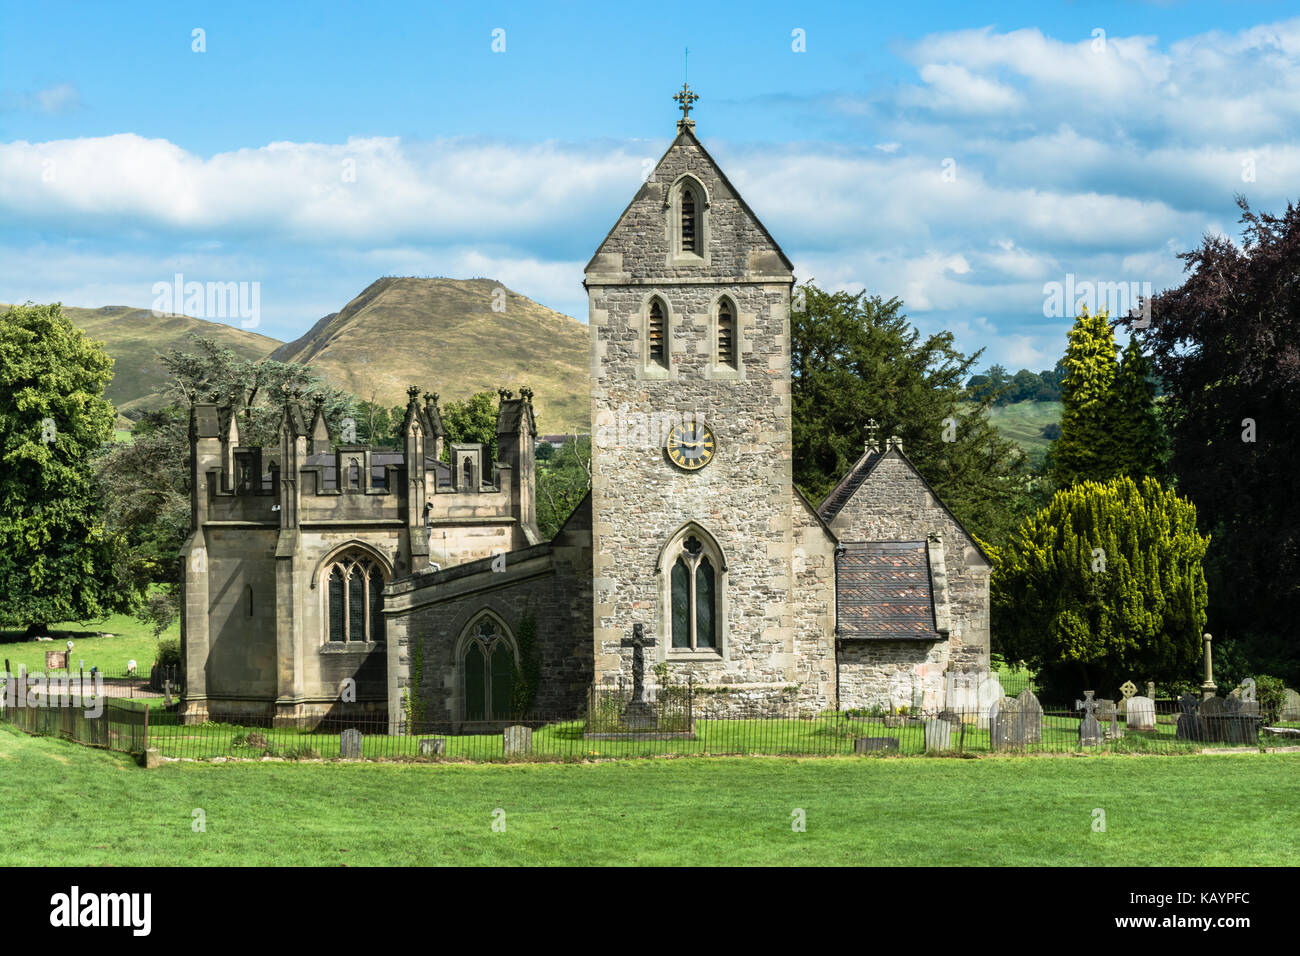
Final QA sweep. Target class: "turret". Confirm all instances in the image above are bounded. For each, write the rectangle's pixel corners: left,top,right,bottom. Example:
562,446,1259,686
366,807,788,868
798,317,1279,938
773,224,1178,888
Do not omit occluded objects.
497,385,540,543
278,389,309,528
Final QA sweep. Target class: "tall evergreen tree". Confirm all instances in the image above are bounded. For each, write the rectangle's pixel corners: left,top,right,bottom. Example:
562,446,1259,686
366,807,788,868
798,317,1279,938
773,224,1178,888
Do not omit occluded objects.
1048,308,1120,487
1111,336,1167,482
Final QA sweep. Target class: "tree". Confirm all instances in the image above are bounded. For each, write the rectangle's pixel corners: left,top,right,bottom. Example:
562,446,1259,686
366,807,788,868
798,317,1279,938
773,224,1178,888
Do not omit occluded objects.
1143,196,1300,684
0,303,132,633
990,476,1209,699
536,436,591,539
1110,336,1168,482
1048,308,1120,486
791,283,1032,544
441,391,499,462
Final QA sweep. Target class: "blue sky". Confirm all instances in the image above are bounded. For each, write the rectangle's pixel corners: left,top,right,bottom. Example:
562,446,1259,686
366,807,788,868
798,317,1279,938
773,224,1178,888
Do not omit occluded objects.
3,0,1299,370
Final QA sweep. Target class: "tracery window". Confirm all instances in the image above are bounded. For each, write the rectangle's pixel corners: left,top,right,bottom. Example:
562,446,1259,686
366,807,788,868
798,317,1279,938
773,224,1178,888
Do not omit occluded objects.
666,532,722,651
461,614,516,720
323,551,387,643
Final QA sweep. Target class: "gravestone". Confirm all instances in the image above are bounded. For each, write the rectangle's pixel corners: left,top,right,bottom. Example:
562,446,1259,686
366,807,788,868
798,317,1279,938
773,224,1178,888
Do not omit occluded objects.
854,736,899,753
923,718,952,751
1221,696,1259,744
1076,691,1104,746
245,731,268,749
45,650,68,671
1281,688,1300,721
975,673,1005,729
1200,696,1226,741
1015,687,1044,743
1126,696,1156,732
1095,698,1117,723
988,696,1009,750
340,728,363,758
1118,680,1137,715
1146,681,1156,700
944,669,979,717
1175,693,1205,741
418,737,446,757
620,624,658,730
938,708,962,728
503,725,533,756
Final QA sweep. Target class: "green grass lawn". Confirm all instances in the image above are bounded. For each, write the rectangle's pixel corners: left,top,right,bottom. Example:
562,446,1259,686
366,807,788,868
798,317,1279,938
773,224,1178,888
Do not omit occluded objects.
1,724,1295,865
0,612,175,676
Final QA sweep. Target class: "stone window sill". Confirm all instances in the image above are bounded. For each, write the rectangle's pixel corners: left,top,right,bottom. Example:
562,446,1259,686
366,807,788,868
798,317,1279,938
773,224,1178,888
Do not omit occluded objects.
665,648,723,661
320,642,385,653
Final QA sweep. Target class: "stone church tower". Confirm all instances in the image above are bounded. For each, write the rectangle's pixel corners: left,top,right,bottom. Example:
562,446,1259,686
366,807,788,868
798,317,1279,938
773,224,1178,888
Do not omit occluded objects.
585,90,830,708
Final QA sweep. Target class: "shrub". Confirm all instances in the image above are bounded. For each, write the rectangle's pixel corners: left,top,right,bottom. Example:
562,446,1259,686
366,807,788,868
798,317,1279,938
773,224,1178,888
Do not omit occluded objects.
1254,675,1285,725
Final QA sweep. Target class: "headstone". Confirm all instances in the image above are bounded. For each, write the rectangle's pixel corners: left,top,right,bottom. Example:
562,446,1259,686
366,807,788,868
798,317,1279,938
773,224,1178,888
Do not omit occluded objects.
1014,688,1044,743
340,728,363,758
988,696,1009,750
1176,693,1205,741
923,718,952,751
1221,696,1259,744
1095,698,1117,722
944,669,979,717
620,624,658,730
1281,688,1300,721
418,737,446,757
854,736,899,753
143,748,163,769
45,650,68,671
1076,691,1104,746
503,725,533,756
1200,696,1226,742
1126,696,1156,731
937,708,962,728
1118,680,1137,715
245,731,268,749
975,673,1005,729
1146,681,1156,700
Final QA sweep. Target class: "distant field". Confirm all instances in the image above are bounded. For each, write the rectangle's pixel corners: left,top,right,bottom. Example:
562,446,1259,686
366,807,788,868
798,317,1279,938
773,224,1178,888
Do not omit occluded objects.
0,613,174,676
988,400,1061,463
2,727,1296,866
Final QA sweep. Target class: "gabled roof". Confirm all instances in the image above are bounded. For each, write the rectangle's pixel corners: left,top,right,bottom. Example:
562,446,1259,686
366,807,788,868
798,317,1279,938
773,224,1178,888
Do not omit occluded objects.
836,541,941,642
584,125,794,275
819,444,992,566
818,447,884,523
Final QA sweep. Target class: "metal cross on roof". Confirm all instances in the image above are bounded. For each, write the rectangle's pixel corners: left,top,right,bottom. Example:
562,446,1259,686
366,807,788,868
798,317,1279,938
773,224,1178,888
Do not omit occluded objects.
674,82,699,120
865,418,880,449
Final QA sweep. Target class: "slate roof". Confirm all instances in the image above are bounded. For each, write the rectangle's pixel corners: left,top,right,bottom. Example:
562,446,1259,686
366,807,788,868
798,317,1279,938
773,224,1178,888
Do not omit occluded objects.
818,449,883,523
836,541,941,641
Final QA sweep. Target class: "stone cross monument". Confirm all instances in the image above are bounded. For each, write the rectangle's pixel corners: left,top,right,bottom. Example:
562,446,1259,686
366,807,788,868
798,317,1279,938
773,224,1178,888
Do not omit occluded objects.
621,623,657,729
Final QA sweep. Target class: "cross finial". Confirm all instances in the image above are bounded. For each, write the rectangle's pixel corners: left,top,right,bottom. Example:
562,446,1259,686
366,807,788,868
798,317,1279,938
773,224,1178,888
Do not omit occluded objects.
865,418,880,450
674,82,699,130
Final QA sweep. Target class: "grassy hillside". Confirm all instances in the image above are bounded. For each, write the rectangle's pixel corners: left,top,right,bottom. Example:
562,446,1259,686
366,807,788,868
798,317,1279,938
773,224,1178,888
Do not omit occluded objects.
987,400,1062,464
271,277,589,433
49,305,282,419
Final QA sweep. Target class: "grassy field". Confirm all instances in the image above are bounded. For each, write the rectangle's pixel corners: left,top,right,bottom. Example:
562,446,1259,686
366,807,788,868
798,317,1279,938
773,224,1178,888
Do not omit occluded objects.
0,613,175,676
1,725,1296,865
988,400,1062,464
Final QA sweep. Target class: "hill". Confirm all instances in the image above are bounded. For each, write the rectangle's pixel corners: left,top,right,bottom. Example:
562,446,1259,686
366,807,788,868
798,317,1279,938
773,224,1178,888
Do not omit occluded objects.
987,400,1062,465
271,277,589,433
45,305,281,420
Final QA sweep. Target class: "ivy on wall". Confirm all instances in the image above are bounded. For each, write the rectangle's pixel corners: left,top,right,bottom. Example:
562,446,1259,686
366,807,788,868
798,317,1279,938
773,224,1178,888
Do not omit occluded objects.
510,613,541,717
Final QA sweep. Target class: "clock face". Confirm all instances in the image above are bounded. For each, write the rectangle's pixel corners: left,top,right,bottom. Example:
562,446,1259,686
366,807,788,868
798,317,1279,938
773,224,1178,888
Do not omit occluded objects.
665,421,716,471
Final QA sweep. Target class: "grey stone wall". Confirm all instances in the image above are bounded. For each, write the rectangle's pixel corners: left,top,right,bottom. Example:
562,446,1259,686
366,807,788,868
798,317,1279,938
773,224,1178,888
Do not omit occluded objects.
587,128,813,710
827,449,993,700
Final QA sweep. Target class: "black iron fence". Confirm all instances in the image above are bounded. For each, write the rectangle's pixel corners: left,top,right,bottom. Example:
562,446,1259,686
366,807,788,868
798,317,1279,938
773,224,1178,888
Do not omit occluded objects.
4,681,1292,762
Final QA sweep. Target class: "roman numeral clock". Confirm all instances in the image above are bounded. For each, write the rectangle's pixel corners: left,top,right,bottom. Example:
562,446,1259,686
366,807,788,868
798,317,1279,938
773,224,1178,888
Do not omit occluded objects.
665,420,716,471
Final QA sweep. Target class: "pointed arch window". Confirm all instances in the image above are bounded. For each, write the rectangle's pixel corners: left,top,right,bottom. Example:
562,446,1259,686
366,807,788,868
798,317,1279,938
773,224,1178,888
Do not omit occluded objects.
322,550,387,643
460,614,516,720
648,299,667,368
665,531,723,651
717,299,736,368
348,458,361,490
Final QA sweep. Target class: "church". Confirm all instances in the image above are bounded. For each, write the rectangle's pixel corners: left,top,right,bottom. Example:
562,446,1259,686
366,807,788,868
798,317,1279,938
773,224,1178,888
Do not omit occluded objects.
178,89,992,730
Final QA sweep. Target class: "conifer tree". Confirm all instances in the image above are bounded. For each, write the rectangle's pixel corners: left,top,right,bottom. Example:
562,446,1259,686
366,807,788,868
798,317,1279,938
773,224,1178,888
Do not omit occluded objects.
990,476,1209,697
1111,336,1167,482
1048,308,1120,487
